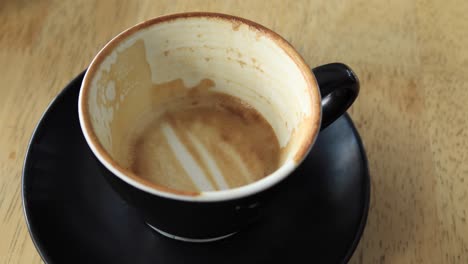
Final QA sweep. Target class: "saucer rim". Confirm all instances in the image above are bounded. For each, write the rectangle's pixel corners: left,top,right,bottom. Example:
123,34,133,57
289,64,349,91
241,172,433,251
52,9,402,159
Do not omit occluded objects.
22,71,370,264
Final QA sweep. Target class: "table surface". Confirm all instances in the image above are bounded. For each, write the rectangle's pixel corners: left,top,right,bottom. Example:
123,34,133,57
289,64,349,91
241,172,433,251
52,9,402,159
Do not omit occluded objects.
1,0,467,263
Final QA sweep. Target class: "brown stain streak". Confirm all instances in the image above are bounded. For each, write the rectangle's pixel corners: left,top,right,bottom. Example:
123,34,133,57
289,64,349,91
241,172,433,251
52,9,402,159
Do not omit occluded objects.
232,20,241,31
238,60,247,67
254,65,265,73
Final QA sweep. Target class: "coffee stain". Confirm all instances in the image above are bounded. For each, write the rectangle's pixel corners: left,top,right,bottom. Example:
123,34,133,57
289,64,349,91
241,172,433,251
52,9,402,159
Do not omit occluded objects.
288,115,317,163
130,123,199,192
125,82,280,192
203,44,216,50
255,31,263,41
8,151,16,160
90,36,282,194
238,60,247,68
158,78,214,97
95,39,154,158
225,56,247,68
254,65,265,73
232,20,241,31
98,57,277,193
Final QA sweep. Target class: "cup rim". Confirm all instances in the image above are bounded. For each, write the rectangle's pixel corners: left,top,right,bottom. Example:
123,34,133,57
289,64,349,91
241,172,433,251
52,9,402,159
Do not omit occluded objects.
78,12,321,202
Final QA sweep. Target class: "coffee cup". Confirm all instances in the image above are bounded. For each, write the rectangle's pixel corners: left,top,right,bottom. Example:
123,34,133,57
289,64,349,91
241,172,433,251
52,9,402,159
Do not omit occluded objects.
78,12,359,242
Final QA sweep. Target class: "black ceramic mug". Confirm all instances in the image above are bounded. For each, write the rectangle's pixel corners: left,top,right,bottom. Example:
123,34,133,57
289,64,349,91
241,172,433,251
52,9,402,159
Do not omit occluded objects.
78,13,359,242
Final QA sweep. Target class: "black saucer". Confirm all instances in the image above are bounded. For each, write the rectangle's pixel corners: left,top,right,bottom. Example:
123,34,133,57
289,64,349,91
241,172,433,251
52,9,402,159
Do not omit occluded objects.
22,72,370,264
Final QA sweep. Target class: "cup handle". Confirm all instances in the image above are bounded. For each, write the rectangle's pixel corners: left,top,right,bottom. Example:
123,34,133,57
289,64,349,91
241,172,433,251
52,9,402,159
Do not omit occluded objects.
312,63,360,130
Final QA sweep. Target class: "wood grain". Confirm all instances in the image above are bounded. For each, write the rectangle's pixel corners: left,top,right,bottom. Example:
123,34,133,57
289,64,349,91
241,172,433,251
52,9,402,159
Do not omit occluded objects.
1,0,467,263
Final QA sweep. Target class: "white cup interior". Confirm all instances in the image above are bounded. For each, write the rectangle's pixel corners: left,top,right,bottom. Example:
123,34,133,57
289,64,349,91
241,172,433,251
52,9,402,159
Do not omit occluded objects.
79,13,321,201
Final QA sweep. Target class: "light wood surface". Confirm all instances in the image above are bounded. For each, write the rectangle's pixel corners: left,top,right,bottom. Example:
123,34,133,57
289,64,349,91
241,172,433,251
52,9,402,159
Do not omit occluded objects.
1,0,467,263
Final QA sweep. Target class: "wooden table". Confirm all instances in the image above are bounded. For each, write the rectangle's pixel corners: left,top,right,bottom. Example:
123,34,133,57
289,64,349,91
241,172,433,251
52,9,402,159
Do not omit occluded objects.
1,0,467,263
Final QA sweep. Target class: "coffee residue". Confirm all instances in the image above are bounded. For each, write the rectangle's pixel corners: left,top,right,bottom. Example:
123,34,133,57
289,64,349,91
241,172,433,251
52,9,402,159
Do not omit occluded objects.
122,79,280,193
92,38,282,194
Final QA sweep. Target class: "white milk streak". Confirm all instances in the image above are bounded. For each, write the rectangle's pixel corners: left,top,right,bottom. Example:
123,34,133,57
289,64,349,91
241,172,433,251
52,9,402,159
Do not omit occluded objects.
219,142,253,182
186,132,229,190
161,123,215,191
